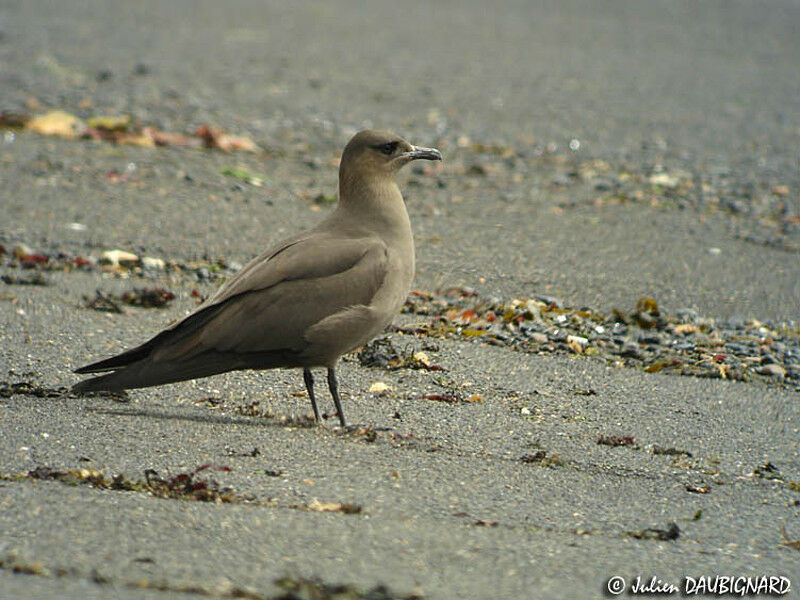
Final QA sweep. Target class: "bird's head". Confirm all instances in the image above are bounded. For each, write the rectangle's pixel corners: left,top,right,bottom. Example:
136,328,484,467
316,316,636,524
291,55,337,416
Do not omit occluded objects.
340,130,442,183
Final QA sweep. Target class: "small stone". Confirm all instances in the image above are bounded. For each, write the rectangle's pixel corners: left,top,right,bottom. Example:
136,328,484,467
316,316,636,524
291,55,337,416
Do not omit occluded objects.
725,198,748,214
520,407,531,416
567,335,588,346
675,323,698,335
757,364,785,379
760,353,777,365
638,333,661,345
412,351,431,367
530,332,548,344
535,294,563,308
673,341,696,352
12,243,33,258
649,172,680,188
551,175,571,187
593,178,615,191
369,382,393,393
467,164,487,176
100,249,139,268
771,185,789,197
618,343,645,360
724,343,749,356
141,256,165,270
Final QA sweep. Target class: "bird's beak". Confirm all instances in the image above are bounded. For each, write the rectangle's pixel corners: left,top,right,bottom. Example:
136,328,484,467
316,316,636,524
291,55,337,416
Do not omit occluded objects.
404,146,442,162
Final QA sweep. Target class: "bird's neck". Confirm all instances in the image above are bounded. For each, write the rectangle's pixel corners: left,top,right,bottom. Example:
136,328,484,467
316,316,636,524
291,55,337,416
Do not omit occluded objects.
337,176,411,239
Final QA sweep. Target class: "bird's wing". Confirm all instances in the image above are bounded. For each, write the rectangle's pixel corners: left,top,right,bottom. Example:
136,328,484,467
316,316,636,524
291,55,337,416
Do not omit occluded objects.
146,236,389,361
202,232,361,307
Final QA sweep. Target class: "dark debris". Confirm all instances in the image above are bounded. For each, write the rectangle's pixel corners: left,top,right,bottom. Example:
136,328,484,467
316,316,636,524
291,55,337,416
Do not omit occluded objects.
273,576,423,600
120,287,175,308
624,522,680,541
1,272,49,286
519,450,564,468
597,435,637,447
0,381,68,398
358,337,445,371
19,464,243,504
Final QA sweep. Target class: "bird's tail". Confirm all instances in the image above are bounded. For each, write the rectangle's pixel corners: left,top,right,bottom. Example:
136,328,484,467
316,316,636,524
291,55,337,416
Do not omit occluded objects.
72,351,295,394
72,354,238,393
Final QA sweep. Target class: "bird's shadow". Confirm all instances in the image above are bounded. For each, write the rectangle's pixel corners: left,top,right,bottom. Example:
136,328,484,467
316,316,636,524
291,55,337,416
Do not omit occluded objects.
85,403,321,431
86,403,394,440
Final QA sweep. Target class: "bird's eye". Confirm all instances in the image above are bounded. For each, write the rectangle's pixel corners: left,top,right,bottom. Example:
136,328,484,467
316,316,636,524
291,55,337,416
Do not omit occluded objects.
381,141,398,155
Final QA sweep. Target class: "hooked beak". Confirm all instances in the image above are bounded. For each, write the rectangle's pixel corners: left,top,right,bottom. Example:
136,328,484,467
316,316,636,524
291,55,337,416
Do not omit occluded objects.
404,145,442,162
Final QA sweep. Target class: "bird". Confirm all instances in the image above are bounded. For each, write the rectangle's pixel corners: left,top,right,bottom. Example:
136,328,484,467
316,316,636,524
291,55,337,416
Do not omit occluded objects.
73,130,442,428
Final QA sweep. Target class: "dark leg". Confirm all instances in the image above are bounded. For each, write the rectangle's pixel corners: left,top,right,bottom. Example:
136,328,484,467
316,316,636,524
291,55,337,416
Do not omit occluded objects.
327,367,347,428
303,368,321,423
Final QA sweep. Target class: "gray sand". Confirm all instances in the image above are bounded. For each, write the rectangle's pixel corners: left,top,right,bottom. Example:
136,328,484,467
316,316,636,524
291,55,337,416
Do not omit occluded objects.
1,2,799,599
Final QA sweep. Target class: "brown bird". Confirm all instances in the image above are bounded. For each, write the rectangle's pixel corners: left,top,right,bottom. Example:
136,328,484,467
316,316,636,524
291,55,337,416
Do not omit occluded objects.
73,130,442,428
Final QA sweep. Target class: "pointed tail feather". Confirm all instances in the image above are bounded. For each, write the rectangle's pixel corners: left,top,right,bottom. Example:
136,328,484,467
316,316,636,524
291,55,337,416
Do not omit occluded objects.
74,342,155,374
73,354,238,393
72,350,296,394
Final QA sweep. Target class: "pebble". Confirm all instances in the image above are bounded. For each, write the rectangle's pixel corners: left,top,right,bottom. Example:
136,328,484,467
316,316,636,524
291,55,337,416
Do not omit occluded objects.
567,335,589,346
649,172,680,188
369,382,393,393
757,364,786,379
724,343,749,356
593,178,615,191
530,332,548,344
618,343,645,360
141,256,166,270
760,353,777,365
638,333,662,345
535,294,563,308
673,341,696,352
676,308,699,324
725,198,748,214
13,243,33,258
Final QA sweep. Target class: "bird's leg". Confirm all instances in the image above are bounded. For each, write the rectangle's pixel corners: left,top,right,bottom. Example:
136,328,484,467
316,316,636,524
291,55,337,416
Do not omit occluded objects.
327,367,347,428
303,368,321,423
